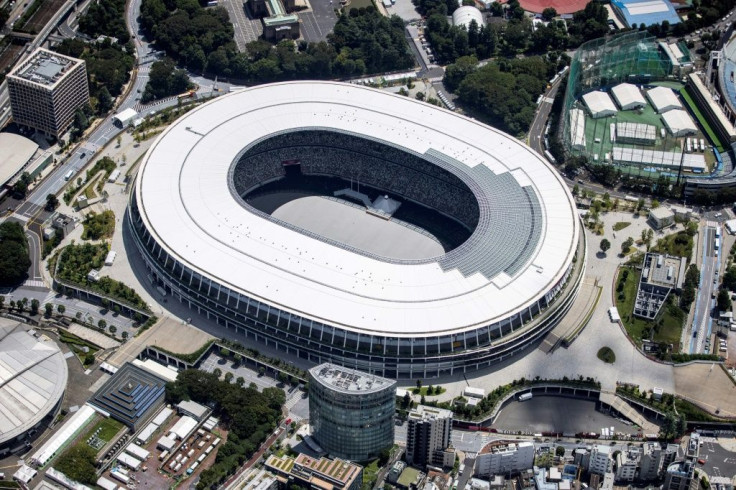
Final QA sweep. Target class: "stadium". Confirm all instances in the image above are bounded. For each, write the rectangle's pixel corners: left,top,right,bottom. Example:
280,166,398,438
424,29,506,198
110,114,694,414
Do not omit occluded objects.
128,81,584,379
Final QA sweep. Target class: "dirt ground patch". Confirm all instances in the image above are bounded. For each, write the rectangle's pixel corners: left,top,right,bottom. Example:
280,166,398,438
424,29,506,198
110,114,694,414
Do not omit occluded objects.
673,363,736,418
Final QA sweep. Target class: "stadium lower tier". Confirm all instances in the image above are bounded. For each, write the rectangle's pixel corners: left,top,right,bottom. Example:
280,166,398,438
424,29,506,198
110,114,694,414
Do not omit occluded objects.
128,194,586,378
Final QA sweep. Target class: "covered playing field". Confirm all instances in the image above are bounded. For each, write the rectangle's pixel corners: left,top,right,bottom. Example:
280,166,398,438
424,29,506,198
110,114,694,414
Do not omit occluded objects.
267,195,446,261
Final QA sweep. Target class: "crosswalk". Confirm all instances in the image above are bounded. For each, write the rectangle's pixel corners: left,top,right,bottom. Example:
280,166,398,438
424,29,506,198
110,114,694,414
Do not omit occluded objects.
133,95,177,112
22,279,46,288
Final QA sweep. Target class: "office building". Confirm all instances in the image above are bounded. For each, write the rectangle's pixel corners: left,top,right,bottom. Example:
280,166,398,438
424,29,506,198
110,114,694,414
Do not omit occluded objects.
309,363,395,461
7,48,89,138
588,446,613,476
265,453,363,490
663,461,698,490
639,442,663,481
406,405,453,468
663,444,681,469
475,441,535,477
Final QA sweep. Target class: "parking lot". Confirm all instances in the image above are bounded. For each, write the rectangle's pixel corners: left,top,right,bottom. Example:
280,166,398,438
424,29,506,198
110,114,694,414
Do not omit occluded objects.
298,0,338,43
698,438,736,479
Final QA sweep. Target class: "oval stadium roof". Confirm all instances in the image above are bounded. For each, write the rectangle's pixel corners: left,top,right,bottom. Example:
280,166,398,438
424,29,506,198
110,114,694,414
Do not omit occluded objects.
0,133,38,187
135,81,579,338
0,321,68,446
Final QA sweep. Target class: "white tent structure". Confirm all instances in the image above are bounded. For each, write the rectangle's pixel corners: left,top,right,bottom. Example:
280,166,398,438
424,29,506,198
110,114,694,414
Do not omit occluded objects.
452,6,483,29
661,109,697,136
646,86,683,113
582,91,618,118
569,109,587,151
611,83,647,110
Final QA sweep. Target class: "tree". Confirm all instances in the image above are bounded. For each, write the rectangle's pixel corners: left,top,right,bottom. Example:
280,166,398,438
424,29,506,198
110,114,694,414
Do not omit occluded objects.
236,376,245,387
13,172,32,197
9,301,15,311
555,445,565,457
117,135,122,147
98,319,107,330
224,372,234,383
541,7,557,20
30,299,39,316
651,199,660,208
109,325,117,335
572,184,579,196
717,288,731,312
45,193,59,211
0,296,6,309
600,238,611,254
636,198,645,212
278,371,288,384
122,331,129,340
0,222,31,286
621,237,634,255
416,379,422,389
402,392,411,408
57,304,66,314
213,368,222,378
85,353,96,365
97,86,114,114
258,366,266,377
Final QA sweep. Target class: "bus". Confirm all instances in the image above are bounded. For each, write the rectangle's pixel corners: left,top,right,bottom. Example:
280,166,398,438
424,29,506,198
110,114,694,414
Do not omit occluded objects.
715,238,720,250
64,169,74,181
544,150,556,164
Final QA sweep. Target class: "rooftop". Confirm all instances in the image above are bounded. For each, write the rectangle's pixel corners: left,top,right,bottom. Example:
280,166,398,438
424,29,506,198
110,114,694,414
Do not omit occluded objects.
310,363,395,394
479,440,533,455
0,321,68,446
408,404,453,421
89,362,167,428
135,82,579,337
8,48,82,88
611,0,681,27
0,133,38,186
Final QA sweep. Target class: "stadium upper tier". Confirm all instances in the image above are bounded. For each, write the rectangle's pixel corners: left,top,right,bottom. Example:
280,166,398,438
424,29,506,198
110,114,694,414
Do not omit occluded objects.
130,82,582,378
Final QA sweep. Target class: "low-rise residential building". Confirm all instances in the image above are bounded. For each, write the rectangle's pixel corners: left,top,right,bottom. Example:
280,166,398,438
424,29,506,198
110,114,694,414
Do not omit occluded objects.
475,441,534,478
265,454,363,490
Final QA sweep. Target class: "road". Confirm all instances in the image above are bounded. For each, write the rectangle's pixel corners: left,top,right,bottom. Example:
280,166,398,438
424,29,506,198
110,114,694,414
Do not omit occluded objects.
529,76,562,157
689,224,721,353
5,0,231,223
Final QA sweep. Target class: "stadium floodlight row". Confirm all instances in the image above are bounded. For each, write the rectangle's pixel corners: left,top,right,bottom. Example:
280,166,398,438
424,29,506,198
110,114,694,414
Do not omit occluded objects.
128,81,584,379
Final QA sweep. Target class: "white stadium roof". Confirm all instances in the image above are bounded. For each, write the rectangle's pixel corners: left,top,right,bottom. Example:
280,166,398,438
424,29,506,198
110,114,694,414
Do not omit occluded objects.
661,109,697,136
135,81,579,338
646,86,682,113
610,83,647,110
582,91,618,118
0,321,68,446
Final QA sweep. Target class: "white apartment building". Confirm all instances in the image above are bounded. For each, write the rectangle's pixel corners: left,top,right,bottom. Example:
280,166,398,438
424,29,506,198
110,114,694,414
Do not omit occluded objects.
475,441,534,477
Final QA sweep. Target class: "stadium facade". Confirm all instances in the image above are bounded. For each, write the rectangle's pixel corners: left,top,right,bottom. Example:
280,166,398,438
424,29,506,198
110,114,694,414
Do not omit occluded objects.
128,81,584,379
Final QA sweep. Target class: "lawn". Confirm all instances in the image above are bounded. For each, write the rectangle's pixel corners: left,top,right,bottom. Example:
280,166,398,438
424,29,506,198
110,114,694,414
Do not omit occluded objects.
411,386,446,396
680,87,726,153
613,222,631,232
651,229,694,260
59,331,100,366
615,266,685,347
83,175,101,199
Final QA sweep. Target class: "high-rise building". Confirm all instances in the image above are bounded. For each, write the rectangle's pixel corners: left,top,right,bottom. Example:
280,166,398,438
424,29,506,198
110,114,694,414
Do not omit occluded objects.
588,446,613,476
663,461,698,490
309,363,396,461
663,444,681,469
405,405,453,468
639,442,663,481
7,48,89,138
475,441,535,477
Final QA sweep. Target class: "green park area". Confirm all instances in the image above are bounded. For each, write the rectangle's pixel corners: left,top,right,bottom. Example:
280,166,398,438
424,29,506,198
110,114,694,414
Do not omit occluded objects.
614,266,684,348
